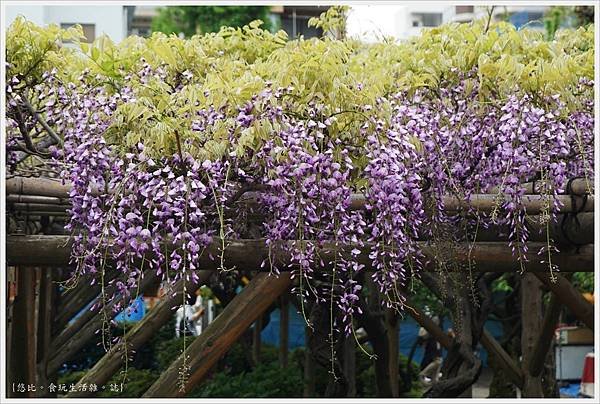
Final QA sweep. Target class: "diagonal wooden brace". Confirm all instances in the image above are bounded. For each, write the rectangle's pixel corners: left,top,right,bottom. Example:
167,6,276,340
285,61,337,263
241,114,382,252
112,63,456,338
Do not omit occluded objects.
66,271,214,397
533,272,594,331
142,272,292,397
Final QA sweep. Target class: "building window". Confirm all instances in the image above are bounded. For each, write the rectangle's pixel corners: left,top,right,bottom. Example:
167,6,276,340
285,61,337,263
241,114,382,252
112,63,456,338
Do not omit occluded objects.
61,23,96,42
412,13,442,27
456,6,474,14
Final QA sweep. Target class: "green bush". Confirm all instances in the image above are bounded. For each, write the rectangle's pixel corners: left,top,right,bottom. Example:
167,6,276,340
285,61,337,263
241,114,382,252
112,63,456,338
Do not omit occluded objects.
191,361,303,398
155,334,198,371
57,369,158,398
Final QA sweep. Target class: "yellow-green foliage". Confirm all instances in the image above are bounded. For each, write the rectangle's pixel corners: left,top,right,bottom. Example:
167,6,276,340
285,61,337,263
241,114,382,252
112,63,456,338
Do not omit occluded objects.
6,16,594,159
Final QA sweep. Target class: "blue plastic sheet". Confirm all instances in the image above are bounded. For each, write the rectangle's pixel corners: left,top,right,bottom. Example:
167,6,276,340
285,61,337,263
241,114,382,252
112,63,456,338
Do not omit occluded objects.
560,383,582,398
260,305,504,367
114,295,146,323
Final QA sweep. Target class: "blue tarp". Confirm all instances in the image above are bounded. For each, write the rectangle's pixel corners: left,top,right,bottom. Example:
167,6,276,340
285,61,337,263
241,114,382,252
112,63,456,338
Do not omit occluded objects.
114,295,146,323
560,383,582,398
260,306,504,367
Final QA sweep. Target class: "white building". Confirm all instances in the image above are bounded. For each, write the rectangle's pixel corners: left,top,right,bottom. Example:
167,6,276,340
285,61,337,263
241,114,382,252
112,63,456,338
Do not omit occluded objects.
4,5,134,42
347,4,548,42
4,4,550,44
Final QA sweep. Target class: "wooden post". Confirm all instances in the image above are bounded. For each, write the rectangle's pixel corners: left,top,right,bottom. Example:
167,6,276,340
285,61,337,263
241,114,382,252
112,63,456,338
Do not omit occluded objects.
343,333,356,397
303,324,316,397
36,269,54,397
533,272,594,331
529,294,562,378
143,272,292,397
521,273,544,397
8,267,37,398
66,271,213,397
252,316,263,365
279,294,289,368
385,308,399,397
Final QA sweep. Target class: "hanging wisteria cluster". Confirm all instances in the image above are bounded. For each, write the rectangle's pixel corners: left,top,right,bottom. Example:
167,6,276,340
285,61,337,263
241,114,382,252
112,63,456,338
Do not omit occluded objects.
5,17,595,337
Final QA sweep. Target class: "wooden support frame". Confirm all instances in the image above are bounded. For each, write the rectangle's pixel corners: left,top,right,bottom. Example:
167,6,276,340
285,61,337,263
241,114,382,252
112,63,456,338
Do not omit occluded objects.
54,269,120,336
303,324,316,397
529,294,562,378
405,296,525,391
36,269,54,397
385,308,399,397
8,267,37,398
47,271,159,375
533,272,594,330
480,329,525,390
6,235,594,273
252,315,263,365
143,272,292,397
7,176,594,213
521,273,544,397
404,301,452,350
65,271,213,398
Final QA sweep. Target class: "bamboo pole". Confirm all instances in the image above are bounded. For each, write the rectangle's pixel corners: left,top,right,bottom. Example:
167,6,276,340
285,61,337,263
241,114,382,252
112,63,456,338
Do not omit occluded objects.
6,235,594,273
9,203,69,213
143,272,292,397
488,178,591,196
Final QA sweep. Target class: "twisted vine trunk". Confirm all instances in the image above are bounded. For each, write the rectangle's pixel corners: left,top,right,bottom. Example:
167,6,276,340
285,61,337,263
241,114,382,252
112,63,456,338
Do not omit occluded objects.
420,271,499,398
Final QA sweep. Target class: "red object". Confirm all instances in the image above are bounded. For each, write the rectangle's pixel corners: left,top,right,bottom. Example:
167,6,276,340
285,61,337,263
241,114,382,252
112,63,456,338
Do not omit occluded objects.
580,352,594,397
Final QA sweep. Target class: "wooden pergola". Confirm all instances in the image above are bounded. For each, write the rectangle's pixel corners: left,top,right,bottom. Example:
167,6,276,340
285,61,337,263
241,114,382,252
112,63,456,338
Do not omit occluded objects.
4,175,595,398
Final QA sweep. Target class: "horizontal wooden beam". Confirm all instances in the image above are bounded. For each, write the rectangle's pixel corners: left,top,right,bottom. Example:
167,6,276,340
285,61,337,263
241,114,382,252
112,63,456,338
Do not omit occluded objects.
348,193,594,214
6,177,72,198
143,272,292,397
488,178,591,196
7,177,593,215
6,235,593,273
7,194,68,204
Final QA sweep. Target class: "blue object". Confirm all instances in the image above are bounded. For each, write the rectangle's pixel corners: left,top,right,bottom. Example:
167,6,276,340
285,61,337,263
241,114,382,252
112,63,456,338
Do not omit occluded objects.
559,383,582,398
114,295,146,323
260,305,505,367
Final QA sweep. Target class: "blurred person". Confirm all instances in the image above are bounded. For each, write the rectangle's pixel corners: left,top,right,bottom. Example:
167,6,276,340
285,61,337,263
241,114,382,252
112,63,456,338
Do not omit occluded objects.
418,316,443,384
